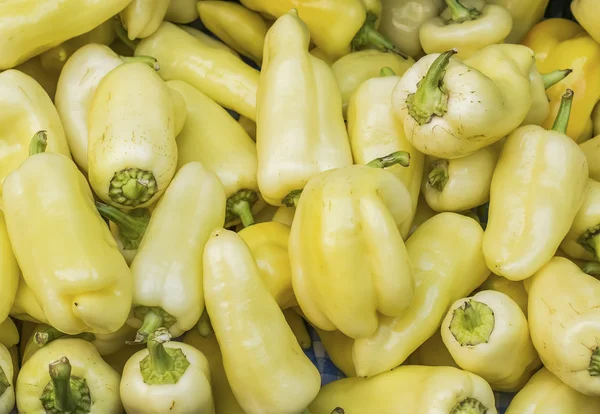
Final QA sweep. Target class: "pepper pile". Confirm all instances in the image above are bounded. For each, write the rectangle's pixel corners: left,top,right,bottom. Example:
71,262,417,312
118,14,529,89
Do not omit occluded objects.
0,0,600,413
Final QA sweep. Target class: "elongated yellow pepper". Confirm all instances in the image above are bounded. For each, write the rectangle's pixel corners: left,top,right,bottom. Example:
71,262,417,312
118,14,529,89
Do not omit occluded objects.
571,0,600,45
0,211,18,323
353,212,490,377
177,25,240,58
561,179,600,261
3,133,133,335
483,90,588,280
120,0,170,40
165,0,199,23
0,343,14,413
204,229,320,414
487,0,548,43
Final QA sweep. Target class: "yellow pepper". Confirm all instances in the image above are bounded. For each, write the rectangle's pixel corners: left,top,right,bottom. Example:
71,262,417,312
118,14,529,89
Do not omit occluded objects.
203,228,320,414
474,273,528,316
177,25,241,58
165,0,199,24
486,0,548,43
88,61,184,209
405,330,458,368
136,22,260,121
2,133,133,335
561,179,600,261
290,160,415,339
571,0,600,45
257,10,353,206
241,0,404,60
121,328,214,413
392,45,532,159
314,328,356,377
198,1,269,65
408,195,436,236
0,343,14,413
506,367,600,414
238,115,257,141
0,70,71,202
97,204,150,266
10,277,48,324
168,80,263,228
102,344,145,375
120,0,170,40
353,212,490,377
238,222,297,309
272,206,295,226
529,257,600,396
592,103,600,136
483,90,589,281
284,309,312,349
420,0,512,59
309,47,336,66
16,339,122,413
0,318,18,349
124,162,226,343
379,0,444,58
524,67,573,127
581,134,600,182
183,330,244,414
441,290,540,392
522,19,600,142
0,0,130,69
332,50,414,117
0,211,18,323
13,57,60,100
309,365,497,413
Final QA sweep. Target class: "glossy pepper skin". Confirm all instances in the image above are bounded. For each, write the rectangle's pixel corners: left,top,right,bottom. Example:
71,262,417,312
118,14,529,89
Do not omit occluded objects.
0,343,14,413
309,365,497,414
420,0,512,59
483,91,588,281
441,290,540,392
121,328,214,414
2,134,133,335
0,211,18,323
203,229,320,414
136,22,260,121
166,0,199,23
168,80,263,228
198,1,268,65
561,179,600,261
522,19,600,142
120,0,170,40
332,50,414,118
128,162,226,342
88,62,184,210
257,10,353,206
529,257,600,396
352,213,490,377
506,368,600,414
0,70,71,202
16,339,122,413
0,0,130,69
176,25,240,58
571,0,600,45
581,135,600,182
474,273,528,316
392,45,532,159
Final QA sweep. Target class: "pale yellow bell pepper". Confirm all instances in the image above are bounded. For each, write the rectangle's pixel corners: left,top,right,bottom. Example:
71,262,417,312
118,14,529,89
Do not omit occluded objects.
309,47,336,66
561,179,600,261
120,0,170,40
0,211,18,323
10,277,49,324
571,0,600,45
0,343,14,414
474,273,528,316
488,0,548,43
177,25,240,57
165,0,199,23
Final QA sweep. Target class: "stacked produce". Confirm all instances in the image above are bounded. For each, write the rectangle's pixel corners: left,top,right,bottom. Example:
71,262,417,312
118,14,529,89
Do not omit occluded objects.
1,0,600,413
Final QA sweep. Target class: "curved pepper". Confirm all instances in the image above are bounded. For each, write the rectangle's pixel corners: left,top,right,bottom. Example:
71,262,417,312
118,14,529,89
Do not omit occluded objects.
203,229,320,414
483,90,588,281
241,0,404,60
473,274,528,316
0,319,18,350
283,309,312,349
561,179,600,261
0,211,18,323
310,365,497,414
238,115,257,141
506,367,600,414
0,344,14,414
309,47,335,65
198,1,269,65
405,330,458,368
0,70,71,202
420,0,512,59
168,80,263,228
486,0,547,43
121,328,214,413
524,67,573,127
580,135,600,182
441,290,540,392
120,0,170,40
88,61,184,209
3,133,133,335
165,0,199,24
571,0,600,45
127,162,226,342
379,0,444,58
392,45,532,159
0,0,130,69
17,339,121,413
238,222,297,309
352,212,490,377
136,22,260,121
314,328,356,377
257,10,353,206
9,277,48,324
529,257,600,397
522,19,600,142
176,25,241,58
332,50,414,117
290,160,415,339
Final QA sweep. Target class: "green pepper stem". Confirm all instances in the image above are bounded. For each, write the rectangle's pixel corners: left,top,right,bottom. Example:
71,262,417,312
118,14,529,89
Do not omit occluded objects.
542,69,572,90
366,151,411,169
0,365,8,399
551,89,574,134
450,397,488,414
282,189,303,208
583,261,600,276
226,189,259,228
120,56,160,71
109,168,158,208
147,328,174,375
352,13,409,59
113,16,139,51
406,49,456,125
133,310,164,344
590,347,600,376
95,201,149,250
449,300,495,346
35,330,96,346
380,67,396,77
196,309,214,338
427,159,450,192
48,357,75,412
231,200,254,227
29,131,48,156
445,0,482,23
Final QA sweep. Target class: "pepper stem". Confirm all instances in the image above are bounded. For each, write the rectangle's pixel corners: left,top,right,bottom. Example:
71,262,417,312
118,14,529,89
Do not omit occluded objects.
139,328,191,385
29,131,48,156
147,328,174,375
551,89,574,134
449,300,495,346
427,160,449,192
366,151,411,169
120,56,160,71
109,168,158,208
95,201,150,250
50,358,75,412
226,189,259,228
406,49,456,125
352,13,409,59
0,365,8,399
542,69,572,90
445,0,482,23
583,261,600,276
331,409,345,414
380,67,396,77
34,328,95,347
282,189,303,208
133,310,164,344
450,397,488,414
590,348,600,376
196,309,214,338
40,357,91,413
113,16,139,51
